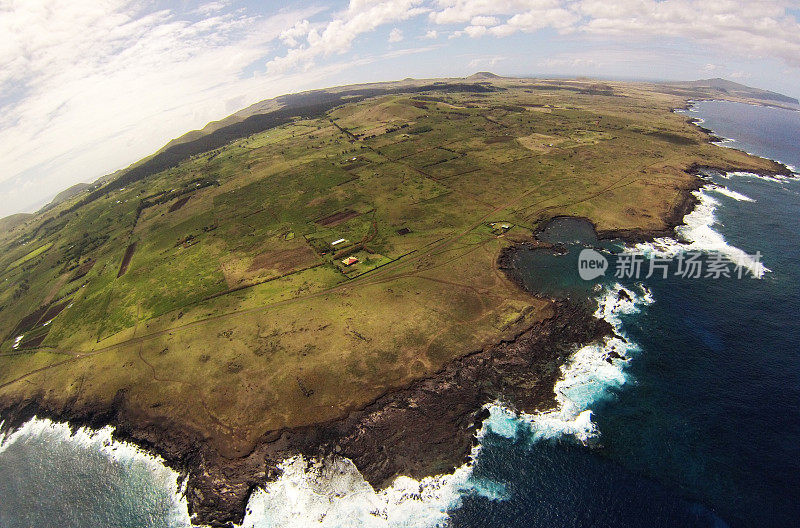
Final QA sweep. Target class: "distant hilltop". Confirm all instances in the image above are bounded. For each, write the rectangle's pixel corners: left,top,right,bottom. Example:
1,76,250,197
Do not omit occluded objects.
47,182,92,207
0,184,95,232
466,74,798,105
467,71,502,80
0,212,32,232
662,77,799,105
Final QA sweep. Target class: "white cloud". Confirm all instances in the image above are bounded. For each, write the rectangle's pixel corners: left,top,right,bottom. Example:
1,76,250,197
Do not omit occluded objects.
389,27,404,42
423,29,439,38
430,0,575,26
280,19,312,47
427,0,800,64
468,55,505,68
471,16,499,26
430,1,578,38
194,1,231,16
0,1,324,215
464,25,488,37
489,5,578,36
266,0,428,73
576,0,800,66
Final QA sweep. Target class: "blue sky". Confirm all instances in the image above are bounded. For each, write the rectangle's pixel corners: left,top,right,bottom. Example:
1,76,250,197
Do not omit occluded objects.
2,0,800,218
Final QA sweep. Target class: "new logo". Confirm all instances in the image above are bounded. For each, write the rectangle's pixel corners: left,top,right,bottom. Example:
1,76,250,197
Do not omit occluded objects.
578,248,608,280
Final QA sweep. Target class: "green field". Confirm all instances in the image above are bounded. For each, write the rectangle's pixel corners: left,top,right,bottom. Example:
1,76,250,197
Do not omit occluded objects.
8,242,53,270
0,77,785,463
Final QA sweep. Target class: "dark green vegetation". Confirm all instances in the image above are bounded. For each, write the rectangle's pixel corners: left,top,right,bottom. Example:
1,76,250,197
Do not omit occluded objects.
0,76,790,526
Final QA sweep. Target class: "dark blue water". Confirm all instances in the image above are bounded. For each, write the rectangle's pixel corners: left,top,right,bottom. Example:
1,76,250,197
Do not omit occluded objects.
449,102,800,527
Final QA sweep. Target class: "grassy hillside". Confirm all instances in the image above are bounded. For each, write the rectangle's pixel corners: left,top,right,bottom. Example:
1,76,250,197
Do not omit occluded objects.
0,213,32,233
0,77,787,474
40,182,92,211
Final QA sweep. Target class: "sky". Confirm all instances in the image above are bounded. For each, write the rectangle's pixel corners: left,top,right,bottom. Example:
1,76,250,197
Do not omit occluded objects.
2,0,800,219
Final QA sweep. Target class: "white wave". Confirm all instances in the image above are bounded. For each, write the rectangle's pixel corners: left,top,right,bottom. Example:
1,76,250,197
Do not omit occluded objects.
708,184,754,202
240,420,507,528
723,170,791,183
634,186,768,278
490,284,653,444
0,417,191,526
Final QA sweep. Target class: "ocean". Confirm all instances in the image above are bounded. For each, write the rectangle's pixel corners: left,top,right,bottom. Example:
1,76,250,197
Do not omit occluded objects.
1,100,798,528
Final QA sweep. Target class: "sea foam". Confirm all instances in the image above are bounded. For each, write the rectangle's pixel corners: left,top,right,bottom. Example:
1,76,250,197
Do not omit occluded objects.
633,185,768,278
240,422,502,528
485,284,653,445
708,184,754,202
723,170,792,183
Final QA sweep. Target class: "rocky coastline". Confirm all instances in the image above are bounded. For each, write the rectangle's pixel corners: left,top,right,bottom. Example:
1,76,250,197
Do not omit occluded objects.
0,297,610,527
1,101,796,528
